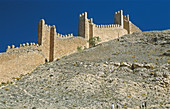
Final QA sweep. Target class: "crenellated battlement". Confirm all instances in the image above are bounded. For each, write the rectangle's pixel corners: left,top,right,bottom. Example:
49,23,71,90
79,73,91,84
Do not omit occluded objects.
124,15,129,21
114,10,123,28
79,12,87,19
95,24,121,28
56,33,74,39
6,42,40,52
115,10,122,15
44,24,51,31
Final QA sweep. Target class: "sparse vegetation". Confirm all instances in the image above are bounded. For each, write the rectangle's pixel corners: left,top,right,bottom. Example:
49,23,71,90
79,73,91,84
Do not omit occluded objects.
5,87,9,91
131,55,136,58
88,36,101,47
56,58,60,61
142,93,146,96
16,77,21,80
3,100,7,104
167,58,170,63
1,82,6,85
163,73,168,78
6,80,10,84
77,46,82,51
151,72,154,75
154,72,158,77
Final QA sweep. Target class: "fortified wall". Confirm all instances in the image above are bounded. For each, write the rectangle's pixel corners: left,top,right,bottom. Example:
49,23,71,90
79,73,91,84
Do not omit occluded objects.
79,10,141,45
0,44,45,83
0,10,141,83
37,20,87,62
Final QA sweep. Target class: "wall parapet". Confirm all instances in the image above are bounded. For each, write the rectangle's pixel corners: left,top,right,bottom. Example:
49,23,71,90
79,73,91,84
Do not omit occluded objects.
56,33,74,39
44,24,51,31
95,24,121,28
6,43,41,52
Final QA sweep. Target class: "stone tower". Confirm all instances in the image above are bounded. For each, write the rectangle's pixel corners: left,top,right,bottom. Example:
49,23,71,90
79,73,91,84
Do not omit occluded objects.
78,12,90,40
114,10,124,28
37,19,56,62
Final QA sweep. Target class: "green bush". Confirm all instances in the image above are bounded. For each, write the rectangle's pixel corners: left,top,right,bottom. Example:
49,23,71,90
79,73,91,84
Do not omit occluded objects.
77,46,82,51
88,36,100,47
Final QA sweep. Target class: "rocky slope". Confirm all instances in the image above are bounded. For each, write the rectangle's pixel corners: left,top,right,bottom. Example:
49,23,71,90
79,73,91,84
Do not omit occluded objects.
0,30,169,109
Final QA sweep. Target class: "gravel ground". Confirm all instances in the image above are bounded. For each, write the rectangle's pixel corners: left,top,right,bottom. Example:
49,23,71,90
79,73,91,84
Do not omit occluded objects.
0,30,169,109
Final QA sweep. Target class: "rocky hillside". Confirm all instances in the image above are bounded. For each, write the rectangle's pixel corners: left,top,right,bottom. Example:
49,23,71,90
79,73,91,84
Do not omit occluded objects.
0,30,169,109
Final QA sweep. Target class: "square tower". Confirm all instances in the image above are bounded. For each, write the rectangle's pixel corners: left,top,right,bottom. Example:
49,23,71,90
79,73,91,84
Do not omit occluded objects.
114,10,123,28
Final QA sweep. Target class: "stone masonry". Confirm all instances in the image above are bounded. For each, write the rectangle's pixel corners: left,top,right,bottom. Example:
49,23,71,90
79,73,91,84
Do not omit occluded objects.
79,10,141,45
0,10,141,83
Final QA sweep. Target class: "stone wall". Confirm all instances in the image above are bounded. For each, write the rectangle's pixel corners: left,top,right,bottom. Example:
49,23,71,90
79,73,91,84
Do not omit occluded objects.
37,19,87,62
130,22,142,33
0,10,141,83
78,10,135,46
124,20,130,34
93,25,128,43
54,37,87,59
6,42,40,52
0,49,45,83
123,15,141,34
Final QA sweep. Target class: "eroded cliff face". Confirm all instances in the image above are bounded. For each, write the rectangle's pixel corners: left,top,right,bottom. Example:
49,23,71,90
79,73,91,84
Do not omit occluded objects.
0,30,169,109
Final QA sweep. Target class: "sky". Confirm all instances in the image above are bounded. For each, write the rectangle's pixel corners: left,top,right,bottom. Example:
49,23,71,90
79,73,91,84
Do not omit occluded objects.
0,0,169,52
